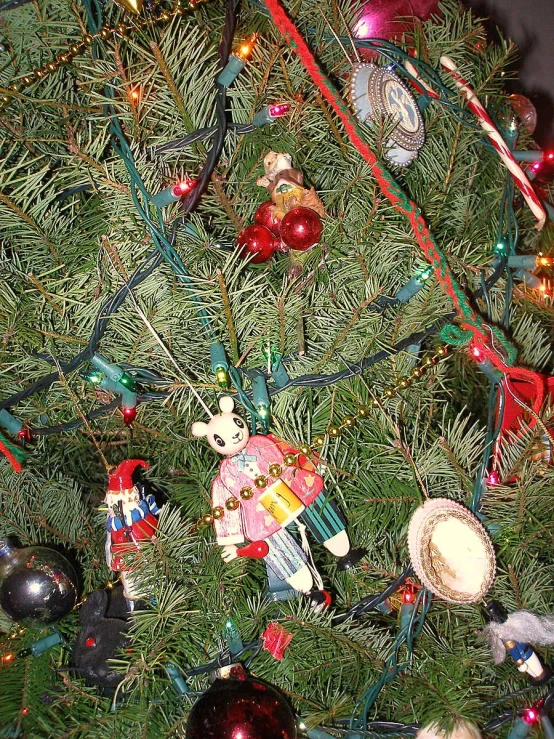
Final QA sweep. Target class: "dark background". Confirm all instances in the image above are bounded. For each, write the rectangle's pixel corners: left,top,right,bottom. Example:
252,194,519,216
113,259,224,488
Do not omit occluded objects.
465,0,554,147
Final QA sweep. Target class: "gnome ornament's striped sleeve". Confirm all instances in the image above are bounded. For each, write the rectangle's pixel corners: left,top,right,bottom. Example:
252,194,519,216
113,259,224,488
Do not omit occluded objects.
104,459,160,604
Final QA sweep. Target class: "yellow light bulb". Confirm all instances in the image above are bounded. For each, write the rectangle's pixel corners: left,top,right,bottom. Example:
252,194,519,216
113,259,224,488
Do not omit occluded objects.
235,34,257,61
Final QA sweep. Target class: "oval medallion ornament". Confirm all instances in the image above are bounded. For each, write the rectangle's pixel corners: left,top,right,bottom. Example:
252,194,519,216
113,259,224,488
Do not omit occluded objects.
350,63,425,166
408,498,495,603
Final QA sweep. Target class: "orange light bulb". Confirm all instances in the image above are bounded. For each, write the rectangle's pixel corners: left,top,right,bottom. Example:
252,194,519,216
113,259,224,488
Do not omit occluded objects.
235,34,257,61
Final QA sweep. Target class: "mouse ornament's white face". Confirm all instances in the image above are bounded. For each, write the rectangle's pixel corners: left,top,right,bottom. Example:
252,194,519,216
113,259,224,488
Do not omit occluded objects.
191,397,250,456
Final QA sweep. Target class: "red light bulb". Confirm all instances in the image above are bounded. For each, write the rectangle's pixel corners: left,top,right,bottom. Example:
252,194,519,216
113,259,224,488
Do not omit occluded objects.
402,584,416,604
268,103,291,118
17,428,32,443
122,406,137,426
523,708,539,725
173,179,196,197
532,163,541,171
471,345,482,360
546,152,554,161
486,470,500,486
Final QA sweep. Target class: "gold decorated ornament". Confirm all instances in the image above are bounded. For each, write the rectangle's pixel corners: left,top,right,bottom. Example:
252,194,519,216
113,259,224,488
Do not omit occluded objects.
225,498,239,511
268,463,282,478
407,498,495,604
350,63,425,167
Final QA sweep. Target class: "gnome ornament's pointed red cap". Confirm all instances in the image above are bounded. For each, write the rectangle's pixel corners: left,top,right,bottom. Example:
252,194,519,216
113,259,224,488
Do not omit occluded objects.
108,459,150,492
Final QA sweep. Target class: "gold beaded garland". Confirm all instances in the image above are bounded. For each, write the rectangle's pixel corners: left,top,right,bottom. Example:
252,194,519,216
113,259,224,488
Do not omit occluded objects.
0,1,198,113
212,506,224,520
198,345,451,523
202,513,214,526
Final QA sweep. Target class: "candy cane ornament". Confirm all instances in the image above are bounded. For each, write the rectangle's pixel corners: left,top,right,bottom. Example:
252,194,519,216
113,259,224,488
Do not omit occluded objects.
440,55,546,229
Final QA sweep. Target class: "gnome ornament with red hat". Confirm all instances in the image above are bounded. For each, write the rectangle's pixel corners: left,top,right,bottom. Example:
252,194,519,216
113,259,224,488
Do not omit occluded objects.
105,459,161,608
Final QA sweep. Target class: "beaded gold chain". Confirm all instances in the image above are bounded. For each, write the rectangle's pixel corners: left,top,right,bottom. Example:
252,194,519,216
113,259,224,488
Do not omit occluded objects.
197,344,449,527
0,0,204,113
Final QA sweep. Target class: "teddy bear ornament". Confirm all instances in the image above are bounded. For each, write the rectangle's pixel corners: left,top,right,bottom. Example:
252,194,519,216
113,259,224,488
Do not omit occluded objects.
192,397,365,604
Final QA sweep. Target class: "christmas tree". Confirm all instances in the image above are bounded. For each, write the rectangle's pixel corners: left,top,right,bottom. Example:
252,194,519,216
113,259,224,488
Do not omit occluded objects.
0,0,553,736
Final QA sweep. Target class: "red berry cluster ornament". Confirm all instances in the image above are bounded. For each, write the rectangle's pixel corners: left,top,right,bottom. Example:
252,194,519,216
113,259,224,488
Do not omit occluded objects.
236,151,325,265
237,202,323,264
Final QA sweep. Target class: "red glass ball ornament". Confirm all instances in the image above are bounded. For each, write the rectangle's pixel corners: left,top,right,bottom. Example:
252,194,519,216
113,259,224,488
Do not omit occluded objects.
352,0,440,59
254,201,281,236
85,637,96,648
186,676,297,739
237,225,277,264
280,207,323,251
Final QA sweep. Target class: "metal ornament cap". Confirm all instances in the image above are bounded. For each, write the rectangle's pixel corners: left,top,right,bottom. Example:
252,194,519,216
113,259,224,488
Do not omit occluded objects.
350,63,425,166
113,0,143,12
407,498,495,603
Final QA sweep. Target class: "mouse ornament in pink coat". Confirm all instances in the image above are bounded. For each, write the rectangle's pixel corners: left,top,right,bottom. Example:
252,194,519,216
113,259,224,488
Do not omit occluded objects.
192,397,364,597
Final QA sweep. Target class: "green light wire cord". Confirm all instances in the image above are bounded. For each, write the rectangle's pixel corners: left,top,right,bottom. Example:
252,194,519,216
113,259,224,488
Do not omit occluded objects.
351,589,432,731
106,101,215,339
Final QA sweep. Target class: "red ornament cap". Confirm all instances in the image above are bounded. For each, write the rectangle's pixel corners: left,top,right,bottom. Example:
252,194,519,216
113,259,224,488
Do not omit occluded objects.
108,459,150,492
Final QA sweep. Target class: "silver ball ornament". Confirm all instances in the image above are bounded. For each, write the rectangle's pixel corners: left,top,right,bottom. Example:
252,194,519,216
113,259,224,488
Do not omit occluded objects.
0,541,78,625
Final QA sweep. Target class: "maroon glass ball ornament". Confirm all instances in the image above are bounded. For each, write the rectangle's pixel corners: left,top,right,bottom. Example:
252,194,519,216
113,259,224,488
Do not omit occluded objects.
237,224,278,264
254,200,282,236
280,207,323,252
352,0,439,51
185,675,297,739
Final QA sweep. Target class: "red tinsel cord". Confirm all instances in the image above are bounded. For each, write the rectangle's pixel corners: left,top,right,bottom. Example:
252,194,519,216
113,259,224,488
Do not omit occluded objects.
262,0,544,416
0,440,23,472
